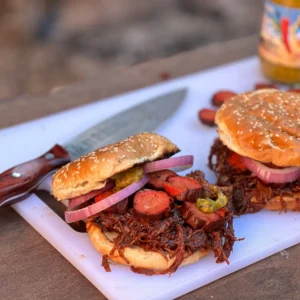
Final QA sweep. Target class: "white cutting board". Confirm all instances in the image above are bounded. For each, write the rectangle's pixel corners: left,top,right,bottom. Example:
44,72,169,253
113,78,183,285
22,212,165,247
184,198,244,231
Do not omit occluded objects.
1,56,300,300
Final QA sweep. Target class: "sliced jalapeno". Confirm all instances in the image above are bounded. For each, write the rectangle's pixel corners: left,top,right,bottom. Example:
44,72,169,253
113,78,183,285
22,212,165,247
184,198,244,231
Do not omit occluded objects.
112,167,144,189
196,189,228,213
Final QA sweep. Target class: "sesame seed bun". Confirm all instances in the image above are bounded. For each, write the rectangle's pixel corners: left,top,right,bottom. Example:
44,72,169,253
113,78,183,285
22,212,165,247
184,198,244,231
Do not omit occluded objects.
52,133,180,200
86,220,209,271
215,89,300,167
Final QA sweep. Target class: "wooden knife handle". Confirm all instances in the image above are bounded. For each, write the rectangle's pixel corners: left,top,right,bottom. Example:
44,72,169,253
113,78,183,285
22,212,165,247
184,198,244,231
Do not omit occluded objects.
0,145,71,207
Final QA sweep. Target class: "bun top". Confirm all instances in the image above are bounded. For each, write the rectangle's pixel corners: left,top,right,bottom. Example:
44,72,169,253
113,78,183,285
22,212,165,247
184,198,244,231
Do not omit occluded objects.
52,132,179,200
215,89,300,167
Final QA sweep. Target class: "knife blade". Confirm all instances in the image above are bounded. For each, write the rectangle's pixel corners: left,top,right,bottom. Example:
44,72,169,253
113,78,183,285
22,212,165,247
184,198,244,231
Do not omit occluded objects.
0,88,187,207
64,88,187,160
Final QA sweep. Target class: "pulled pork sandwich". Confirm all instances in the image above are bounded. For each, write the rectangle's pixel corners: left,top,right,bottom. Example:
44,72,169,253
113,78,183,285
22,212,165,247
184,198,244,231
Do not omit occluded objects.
209,89,300,214
52,132,237,275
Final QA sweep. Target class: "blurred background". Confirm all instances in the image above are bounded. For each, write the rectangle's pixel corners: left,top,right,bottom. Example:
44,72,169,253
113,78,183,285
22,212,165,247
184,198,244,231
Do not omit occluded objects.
0,0,264,99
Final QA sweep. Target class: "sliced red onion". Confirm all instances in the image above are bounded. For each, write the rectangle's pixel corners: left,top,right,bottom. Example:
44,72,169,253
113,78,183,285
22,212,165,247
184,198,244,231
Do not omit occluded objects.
243,157,300,183
143,155,194,173
68,181,114,209
65,175,149,223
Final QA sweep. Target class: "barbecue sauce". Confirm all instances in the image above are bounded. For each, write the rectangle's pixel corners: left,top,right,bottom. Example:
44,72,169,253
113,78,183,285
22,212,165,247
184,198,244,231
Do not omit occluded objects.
259,0,300,83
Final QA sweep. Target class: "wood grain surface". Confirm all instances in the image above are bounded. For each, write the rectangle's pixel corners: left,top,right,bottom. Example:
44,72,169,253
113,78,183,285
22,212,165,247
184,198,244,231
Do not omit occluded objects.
1,34,300,300
0,35,257,129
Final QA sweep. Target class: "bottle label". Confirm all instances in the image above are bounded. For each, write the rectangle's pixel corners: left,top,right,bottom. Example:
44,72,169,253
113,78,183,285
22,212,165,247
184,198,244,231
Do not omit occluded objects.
259,0,300,67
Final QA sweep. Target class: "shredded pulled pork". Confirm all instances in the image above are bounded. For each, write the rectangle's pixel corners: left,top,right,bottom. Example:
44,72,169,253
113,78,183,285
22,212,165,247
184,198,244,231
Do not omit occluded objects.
209,138,300,214
101,254,111,272
94,206,237,275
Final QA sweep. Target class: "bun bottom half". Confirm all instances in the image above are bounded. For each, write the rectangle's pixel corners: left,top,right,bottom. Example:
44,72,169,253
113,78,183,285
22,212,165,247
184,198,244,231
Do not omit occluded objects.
86,220,209,270
251,194,300,211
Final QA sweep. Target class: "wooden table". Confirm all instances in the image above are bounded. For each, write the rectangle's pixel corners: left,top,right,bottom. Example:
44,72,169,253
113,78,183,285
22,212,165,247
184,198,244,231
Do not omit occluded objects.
1,35,299,300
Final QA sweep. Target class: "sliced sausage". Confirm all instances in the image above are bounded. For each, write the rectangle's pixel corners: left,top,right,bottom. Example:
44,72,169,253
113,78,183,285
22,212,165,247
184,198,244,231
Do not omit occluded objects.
181,203,206,229
106,198,129,214
133,189,171,221
180,202,219,229
181,202,231,232
95,189,114,203
211,90,236,107
185,188,205,202
95,188,129,214
198,108,216,126
147,169,177,189
163,176,203,201
181,202,219,229
254,83,278,90
202,209,231,232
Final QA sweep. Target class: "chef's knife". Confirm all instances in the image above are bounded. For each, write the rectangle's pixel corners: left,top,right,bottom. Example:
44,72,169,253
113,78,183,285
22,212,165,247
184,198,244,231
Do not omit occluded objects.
0,88,187,207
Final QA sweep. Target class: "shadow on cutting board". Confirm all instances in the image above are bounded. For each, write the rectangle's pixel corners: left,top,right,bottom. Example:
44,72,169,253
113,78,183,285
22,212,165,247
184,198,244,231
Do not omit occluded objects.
35,191,87,233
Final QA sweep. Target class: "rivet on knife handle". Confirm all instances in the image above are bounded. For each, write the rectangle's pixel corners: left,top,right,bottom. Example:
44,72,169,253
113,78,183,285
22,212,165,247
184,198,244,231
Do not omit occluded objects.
0,144,71,208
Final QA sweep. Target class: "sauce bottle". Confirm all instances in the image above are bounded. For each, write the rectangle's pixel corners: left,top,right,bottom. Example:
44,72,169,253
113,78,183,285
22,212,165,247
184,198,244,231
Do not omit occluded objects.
259,0,300,84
